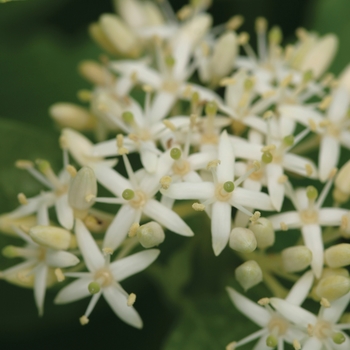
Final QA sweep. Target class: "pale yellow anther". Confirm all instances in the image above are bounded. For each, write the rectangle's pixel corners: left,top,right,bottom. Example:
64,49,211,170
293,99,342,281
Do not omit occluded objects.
320,297,331,308
142,84,153,93
163,120,176,131
219,77,236,87
127,293,136,306
131,71,138,83
85,194,96,203
305,164,313,176
55,268,65,282
293,339,301,350
262,90,276,98
250,211,261,222
319,95,332,111
128,133,139,143
238,32,249,45
200,42,210,57
319,119,331,127
102,247,113,256
280,74,293,88
15,160,34,169
263,110,274,120
128,222,140,238
160,176,172,190
341,215,349,231
66,165,77,177
257,297,270,306
192,203,205,211
296,27,308,40
77,89,92,102
19,225,30,234
308,119,317,131
328,167,337,179
307,324,314,336
280,222,288,231
177,5,192,21
253,161,261,171
278,175,288,184
261,144,276,152
226,15,244,30
226,342,237,350
17,193,28,205
80,315,89,326
207,159,221,170
59,135,68,150
255,17,267,33
116,134,128,155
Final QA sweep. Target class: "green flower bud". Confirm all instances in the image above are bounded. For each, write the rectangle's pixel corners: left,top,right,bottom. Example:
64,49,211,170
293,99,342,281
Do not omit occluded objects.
282,246,312,272
325,244,350,268
249,218,275,250
235,260,263,291
229,228,257,253
136,221,165,248
29,225,71,250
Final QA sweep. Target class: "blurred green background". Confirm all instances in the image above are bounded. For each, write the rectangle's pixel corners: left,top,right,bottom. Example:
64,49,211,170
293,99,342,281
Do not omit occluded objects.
0,0,349,349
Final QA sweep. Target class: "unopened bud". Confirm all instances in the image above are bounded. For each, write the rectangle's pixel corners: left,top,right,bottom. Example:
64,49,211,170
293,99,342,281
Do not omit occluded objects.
281,246,312,272
335,160,350,196
325,244,350,268
229,227,257,253
29,225,71,250
268,26,282,45
315,275,350,301
68,167,97,214
78,60,110,86
248,218,275,250
136,222,165,248
235,260,263,291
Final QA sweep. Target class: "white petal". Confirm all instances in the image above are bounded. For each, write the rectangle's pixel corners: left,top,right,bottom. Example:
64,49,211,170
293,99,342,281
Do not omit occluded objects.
55,194,74,230
230,188,275,211
54,276,92,304
34,263,48,316
184,83,223,105
143,199,194,236
161,182,215,200
283,153,318,179
103,285,143,328
270,298,316,327
285,270,314,305
323,292,350,324
188,152,216,171
319,136,340,182
226,287,270,327
231,140,262,161
9,194,52,219
140,144,158,173
211,201,231,255
252,335,271,350
318,208,348,226
75,219,104,271
278,105,323,129
301,337,323,350
150,91,176,123
183,170,202,182
103,205,138,251
110,249,160,281
301,224,324,279
328,87,349,123
243,115,268,134
268,211,301,230
340,131,350,149
46,250,79,268
266,163,285,212
217,130,235,182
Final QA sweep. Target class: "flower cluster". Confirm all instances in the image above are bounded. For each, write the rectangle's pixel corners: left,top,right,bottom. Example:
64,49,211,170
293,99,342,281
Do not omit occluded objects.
1,0,350,348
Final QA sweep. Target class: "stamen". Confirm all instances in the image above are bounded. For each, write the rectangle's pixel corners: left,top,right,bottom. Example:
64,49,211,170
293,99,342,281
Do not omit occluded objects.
219,77,236,87
66,165,77,177
127,293,136,306
293,339,301,350
308,119,317,132
36,159,62,190
238,33,257,61
250,211,261,223
278,175,288,184
320,297,330,308
316,168,337,209
192,203,205,211
163,120,176,131
128,222,140,237
226,341,237,350
102,247,113,256
319,95,332,111
55,268,65,282
17,193,28,205
280,222,288,231
226,15,244,30
79,315,89,325
258,297,270,306
15,160,34,169
122,153,137,187
16,159,53,189
255,17,267,61
160,176,172,190
305,164,313,177
142,85,153,122
234,161,260,186
207,159,220,184
116,134,129,155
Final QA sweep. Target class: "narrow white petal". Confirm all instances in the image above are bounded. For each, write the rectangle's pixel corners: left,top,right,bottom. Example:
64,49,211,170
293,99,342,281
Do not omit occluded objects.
211,201,231,255
301,224,324,279
103,285,143,328
110,249,160,281
143,199,194,236
301,337,323,350
226,287,270,327
55,194,74,230
183,171,202,182
75,219,104,271
34,263,48,316
46,250,79,268
103,205,138,251
92,139,119,157
183,83,223,105
54,277,92,304
231,187,275,211
340,131,350,149
278,105,323,129
268,211,301,230
243,115,268,134
231,140,262,160
217,130,235,182
140,145,158,173
328,87,349,123
285,270,314,305
150,91,176,123
252,335,271,350
319,136,340,182
283,153,318,179
318,208,348,226
270,298,316,326
161,182,215,200
9,194,52,219
93,165,131,197
323,292,350,324
266,163,285,212
188,152,216,171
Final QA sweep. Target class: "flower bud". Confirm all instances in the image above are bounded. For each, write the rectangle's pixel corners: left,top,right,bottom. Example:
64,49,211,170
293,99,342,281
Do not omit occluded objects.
325,244,350,268
49,103,96,131
229,227,257,253
281,246,312,272
68,167,97,217
249,218,275,250
335,160,350,197
0,214,37,236
235,260,263,291
315,275,350,301
29,225,71,250
88,22,120,55
136,222,165,248
78,60,112,86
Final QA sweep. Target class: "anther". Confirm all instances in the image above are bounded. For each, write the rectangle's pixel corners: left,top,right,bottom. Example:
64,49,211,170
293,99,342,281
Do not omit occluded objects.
255,17,267,33
17,193,28,205
305,164,313,176
163,120,176,131
66,165,77,177
192,203,205,211
128,222,140,237
160,176,172,190
116,134,129,155
15,160,34,169
77,89,92,102
320,297,330,308
250,211,261,222
85,194,96,203
142,85,153,93
219,77,236,86
79,315,89,326
280,222,288,231
268,26,282,45
293,339,301,350
319,95,332,110
308,119,317,131
258,297,270,306
55,268,65,282
127,293,136,306
263,110,274,119
102,247,113,256
278,175,288,184
238,32,249,45
226,342,237,350
226,15,244,30
207,159,221,170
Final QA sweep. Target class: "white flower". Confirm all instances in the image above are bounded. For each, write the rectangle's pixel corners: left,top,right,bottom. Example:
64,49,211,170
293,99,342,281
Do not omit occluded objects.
55,219,159,327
